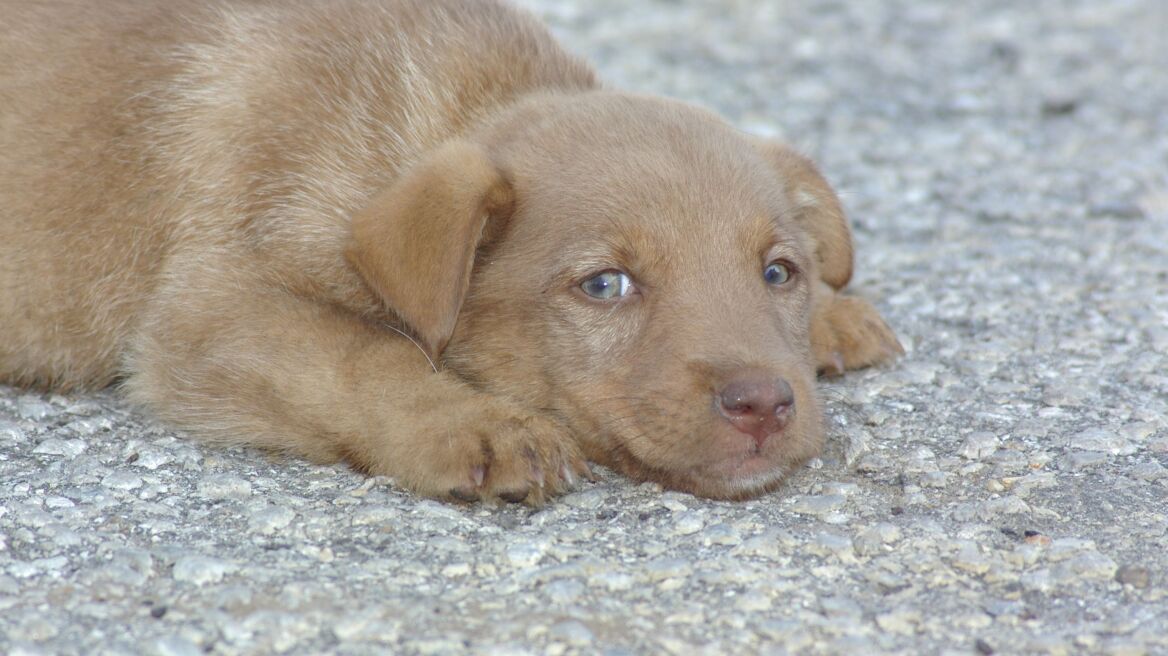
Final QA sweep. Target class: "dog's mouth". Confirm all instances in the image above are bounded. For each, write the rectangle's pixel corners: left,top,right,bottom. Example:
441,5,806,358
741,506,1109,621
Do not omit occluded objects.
679,446,802,499
589,427,805,500
559,386,821,499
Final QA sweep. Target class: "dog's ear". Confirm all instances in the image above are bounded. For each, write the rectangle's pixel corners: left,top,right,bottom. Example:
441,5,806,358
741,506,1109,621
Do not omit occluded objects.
346,140,513,359
754,141,854,290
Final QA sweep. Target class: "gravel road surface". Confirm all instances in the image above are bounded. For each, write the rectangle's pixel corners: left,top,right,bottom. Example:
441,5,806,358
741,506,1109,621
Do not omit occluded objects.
2,0,1166,654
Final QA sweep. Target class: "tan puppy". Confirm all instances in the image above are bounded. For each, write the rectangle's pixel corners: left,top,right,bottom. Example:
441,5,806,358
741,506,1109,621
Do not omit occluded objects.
0,0,901,503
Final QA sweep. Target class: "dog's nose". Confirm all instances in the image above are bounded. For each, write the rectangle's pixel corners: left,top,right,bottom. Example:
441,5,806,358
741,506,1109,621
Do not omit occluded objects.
717,375,794,448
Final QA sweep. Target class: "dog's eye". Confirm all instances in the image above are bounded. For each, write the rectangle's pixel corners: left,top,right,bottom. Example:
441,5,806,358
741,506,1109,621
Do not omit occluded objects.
580,270,633,300
763,261,792,286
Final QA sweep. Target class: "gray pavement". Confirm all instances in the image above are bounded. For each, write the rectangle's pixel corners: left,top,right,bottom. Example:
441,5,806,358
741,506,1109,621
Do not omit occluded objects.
3,0,1167,654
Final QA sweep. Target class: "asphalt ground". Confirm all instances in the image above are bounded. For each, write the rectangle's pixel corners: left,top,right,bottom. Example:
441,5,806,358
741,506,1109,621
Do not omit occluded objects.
2,1,1166,654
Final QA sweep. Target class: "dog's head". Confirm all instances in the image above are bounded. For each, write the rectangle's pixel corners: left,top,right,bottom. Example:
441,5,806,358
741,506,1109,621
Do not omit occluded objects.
347,93,854,499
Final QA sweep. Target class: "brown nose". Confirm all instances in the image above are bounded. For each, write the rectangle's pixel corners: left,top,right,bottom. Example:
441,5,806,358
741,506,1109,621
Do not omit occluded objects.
717,375,795,448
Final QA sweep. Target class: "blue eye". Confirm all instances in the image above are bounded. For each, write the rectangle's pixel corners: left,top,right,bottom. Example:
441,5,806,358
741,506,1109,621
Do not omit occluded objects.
764,262,792,286
580,270,633,300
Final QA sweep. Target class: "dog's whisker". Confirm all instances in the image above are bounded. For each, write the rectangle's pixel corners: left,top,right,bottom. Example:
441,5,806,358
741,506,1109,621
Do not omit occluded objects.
381,322,438,374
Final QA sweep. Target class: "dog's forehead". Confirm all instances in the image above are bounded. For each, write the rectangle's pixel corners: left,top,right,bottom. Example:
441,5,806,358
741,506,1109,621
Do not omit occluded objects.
499,97,812,259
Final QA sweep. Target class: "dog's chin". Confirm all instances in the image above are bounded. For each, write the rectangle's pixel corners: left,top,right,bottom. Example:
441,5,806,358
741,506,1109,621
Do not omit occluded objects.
670,454,797,500
598,439,809,501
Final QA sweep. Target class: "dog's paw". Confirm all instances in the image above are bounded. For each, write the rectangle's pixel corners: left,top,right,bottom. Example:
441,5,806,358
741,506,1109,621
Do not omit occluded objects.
394,398,590,506
811,290,904,377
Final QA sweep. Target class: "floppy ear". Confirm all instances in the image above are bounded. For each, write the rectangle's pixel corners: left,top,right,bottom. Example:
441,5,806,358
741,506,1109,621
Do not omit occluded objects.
754,141,854,290
346,140,513,359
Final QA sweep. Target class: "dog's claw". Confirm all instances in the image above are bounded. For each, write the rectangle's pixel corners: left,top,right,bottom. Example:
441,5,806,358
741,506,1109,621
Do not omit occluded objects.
560,464,577,488
817,351,846,378
830,352,846,376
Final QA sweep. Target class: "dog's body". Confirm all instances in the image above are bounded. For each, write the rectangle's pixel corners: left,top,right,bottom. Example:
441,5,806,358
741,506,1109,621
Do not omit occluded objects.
1,0,901,503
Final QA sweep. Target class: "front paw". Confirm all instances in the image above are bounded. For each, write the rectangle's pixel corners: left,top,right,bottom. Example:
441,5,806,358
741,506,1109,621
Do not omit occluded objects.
811,290,904,376
388,398,589,506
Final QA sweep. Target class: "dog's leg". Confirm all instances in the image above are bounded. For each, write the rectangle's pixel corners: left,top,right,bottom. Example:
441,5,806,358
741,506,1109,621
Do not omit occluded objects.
123,264,587,505
809,280,904,376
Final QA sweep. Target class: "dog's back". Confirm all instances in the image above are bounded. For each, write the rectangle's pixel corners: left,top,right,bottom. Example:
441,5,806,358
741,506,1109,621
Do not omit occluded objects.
0,0,595,389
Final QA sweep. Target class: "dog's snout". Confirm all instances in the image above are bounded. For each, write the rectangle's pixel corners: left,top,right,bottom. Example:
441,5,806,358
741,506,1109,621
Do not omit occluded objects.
717,375,794,447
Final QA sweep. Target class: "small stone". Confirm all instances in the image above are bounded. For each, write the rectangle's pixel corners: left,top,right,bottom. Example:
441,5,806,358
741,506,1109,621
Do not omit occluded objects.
1122,422,1156,441
659,493,689,512
919,471,950,488
197,474,253,500
672,511,705,535
1128,461,1166,481
986,448,1031,474
33,438,87,458
590,570,634,592
844,427,872,467
32,555,69,574
701,523,741,546
153,636,202,656
754,620,813,649
643,558,693,583
440,562,471,578
820,596,863,619
1102,638,1150,656
548,620,593,647
350,505,398,526
1003,473,1058,496
64,417,110,436
1088,200,1144,219
977,495,1030,520
951,544,992,575
1042,380,1094,407
875,609,920,634
735,591,772,612
664,605,705,625
16,396,56,420
102,470,144,491
790,494,846,516
172,556,238,585
44,495,75,509
959,432,1000,460
696,562,759,586
1071,428,1135,455
1051,552,1118,584
1024,533,1053,547
249,506,295,535
1046,538,1096,561
51,528,84,548
505,541,547,568
855,523,902,556
1115,565,1150,588
816,481,861,497
332,611,399,644
736,528,797,560
983,599,1026,619
561,488,606,510
807,532,855,560
0,420,24,442
1025,634,1071,654
543,579,586,604
331,614,372,641
131,447,174,470
855,453,895,474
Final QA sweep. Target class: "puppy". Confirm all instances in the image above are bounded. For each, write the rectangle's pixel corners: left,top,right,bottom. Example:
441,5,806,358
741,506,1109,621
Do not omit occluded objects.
0,0,901,503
